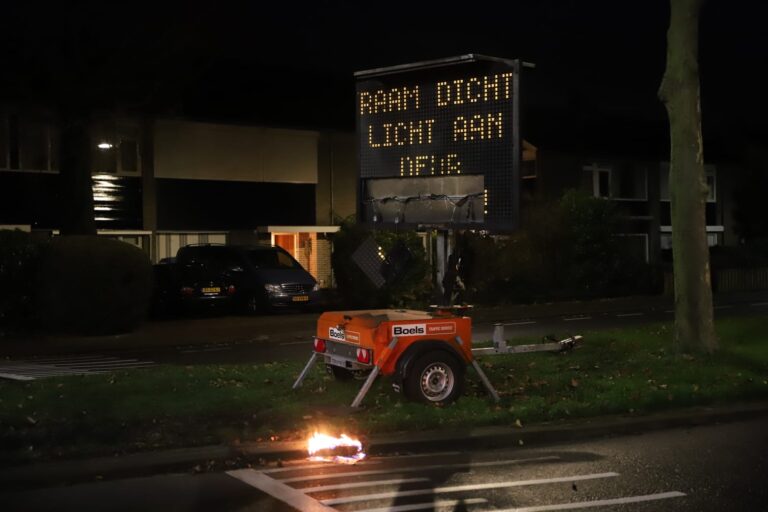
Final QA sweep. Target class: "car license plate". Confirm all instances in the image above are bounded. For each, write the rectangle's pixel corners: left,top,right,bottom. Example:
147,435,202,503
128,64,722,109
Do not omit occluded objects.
292,295,309,302
202,287,221,294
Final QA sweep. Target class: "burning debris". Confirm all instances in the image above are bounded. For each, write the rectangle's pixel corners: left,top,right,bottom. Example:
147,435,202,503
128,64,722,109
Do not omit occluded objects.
307,432,366,464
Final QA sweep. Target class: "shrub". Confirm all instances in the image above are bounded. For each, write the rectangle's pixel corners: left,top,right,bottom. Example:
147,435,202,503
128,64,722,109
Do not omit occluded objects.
0,229,43,330
36,236,153,335
461,190,659,303
331,218,430,308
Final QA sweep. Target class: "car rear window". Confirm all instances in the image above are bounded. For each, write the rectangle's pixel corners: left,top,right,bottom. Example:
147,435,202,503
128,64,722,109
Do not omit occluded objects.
178,247,237,272
247,249,299,269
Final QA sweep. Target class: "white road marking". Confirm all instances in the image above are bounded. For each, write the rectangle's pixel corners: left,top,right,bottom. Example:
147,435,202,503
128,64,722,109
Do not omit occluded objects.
262,452,458,475
227,469,333,511
498,491,687,511
64,360,151,367
377,451,462,460
279,456,561,484
751,302,768,307
0,356,156,381
0,372,34,381
321,472,620,506
263,460,382,474
179,346,232,353
616,312,643,318
563,316,591,321
503,321,537,326
31,355,119,362
299,477,430,493
359,498,488,512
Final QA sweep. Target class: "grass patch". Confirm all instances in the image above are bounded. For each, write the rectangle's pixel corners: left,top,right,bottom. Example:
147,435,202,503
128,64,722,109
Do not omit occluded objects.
2,316,767,464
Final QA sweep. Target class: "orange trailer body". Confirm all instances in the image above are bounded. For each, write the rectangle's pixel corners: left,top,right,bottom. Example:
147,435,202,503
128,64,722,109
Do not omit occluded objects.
315,309,473,375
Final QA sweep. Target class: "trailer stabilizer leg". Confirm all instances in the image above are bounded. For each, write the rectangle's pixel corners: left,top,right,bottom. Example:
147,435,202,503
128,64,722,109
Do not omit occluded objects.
351,365,381,408
292,352,319,389
471,359,500,403
351,337,399,408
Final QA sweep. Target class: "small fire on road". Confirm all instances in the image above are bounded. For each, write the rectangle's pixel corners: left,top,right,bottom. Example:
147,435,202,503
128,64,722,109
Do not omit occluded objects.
307,432,366,464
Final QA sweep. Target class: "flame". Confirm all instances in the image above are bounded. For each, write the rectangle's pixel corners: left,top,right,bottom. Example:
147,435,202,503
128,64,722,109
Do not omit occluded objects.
307,432,366,464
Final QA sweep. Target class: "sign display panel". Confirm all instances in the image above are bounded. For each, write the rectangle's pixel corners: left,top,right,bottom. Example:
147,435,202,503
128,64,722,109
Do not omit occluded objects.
356,56,521,229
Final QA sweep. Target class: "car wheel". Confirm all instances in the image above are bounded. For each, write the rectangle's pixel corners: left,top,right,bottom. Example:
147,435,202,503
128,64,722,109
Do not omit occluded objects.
404,351,464,406
244,294,262,315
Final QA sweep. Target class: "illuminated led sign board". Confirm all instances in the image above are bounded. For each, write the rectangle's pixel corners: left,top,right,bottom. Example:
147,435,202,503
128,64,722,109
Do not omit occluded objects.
356,55,521,230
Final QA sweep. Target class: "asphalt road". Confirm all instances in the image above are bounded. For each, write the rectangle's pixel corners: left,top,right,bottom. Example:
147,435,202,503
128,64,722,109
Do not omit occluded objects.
4,416,767,511
2,295,766,381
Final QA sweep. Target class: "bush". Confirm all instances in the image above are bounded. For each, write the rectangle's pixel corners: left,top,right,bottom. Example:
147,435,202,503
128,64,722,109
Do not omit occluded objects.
461,190,660,303
331,218,431,308
0,230,43,331
36,236,153,335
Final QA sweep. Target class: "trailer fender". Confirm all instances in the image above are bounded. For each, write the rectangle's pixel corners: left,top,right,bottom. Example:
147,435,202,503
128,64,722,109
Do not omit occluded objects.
392,340,467,393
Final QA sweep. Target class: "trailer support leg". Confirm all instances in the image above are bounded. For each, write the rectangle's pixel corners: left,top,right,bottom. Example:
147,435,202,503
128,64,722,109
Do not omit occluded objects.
292,352,319,389
351,337,399,408
351,365,381,408
471,359,500,403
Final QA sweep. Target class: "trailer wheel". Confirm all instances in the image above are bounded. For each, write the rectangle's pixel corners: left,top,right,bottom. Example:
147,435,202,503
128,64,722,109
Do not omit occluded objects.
405,351,464,405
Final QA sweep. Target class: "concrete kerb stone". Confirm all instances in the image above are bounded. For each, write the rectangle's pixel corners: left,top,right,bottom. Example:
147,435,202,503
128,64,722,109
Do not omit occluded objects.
5,400,765,491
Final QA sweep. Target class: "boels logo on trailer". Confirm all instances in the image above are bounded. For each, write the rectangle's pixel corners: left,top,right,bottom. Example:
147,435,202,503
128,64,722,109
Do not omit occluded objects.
392,322,456,338
329,327,361,343
329,327,346,341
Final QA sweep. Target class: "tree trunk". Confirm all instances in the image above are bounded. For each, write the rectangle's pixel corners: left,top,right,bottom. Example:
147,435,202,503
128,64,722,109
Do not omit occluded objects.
58,109,96,236
658,0,717,353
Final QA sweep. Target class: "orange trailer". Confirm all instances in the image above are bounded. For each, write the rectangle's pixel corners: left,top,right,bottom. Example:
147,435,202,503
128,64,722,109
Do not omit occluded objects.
293,306,581,407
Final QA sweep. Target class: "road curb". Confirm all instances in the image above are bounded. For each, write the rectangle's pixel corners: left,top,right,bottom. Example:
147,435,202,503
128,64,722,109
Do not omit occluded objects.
3,401,766,490
238,400,768,459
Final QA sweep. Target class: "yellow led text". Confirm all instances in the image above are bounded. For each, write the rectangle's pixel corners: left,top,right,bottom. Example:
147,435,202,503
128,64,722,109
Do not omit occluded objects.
368,119,435,148
400,154,462,176
453,113,503,142
436,72,513,106
359,86,420,115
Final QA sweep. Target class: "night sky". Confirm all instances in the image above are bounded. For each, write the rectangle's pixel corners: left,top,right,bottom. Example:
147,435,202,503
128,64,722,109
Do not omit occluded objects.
3,0,766,158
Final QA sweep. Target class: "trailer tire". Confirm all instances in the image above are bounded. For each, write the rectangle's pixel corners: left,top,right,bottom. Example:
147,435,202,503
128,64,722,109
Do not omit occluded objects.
404,351,464,406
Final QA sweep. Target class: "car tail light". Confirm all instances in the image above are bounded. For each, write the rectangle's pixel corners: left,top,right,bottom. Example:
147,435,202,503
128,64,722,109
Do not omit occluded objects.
356,348,371,364
180,286,195,297
227,285,236,296
313,337,326,353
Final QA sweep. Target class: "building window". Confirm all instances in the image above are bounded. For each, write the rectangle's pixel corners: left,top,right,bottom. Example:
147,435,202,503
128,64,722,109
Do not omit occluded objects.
583,163,647,200
660,230,720,250
91,121,140,175
0,112,59,172
583,163,611,198
660,163,715,202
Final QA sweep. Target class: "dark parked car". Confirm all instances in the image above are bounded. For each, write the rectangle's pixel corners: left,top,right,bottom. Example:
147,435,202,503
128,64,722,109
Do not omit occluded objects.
153,244,320,314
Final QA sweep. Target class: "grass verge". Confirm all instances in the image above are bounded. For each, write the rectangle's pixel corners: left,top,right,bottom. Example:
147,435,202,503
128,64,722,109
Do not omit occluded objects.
1,316,767,465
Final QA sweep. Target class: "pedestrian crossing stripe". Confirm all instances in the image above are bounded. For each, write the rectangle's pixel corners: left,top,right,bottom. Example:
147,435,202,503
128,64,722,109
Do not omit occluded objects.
0,356,156,381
